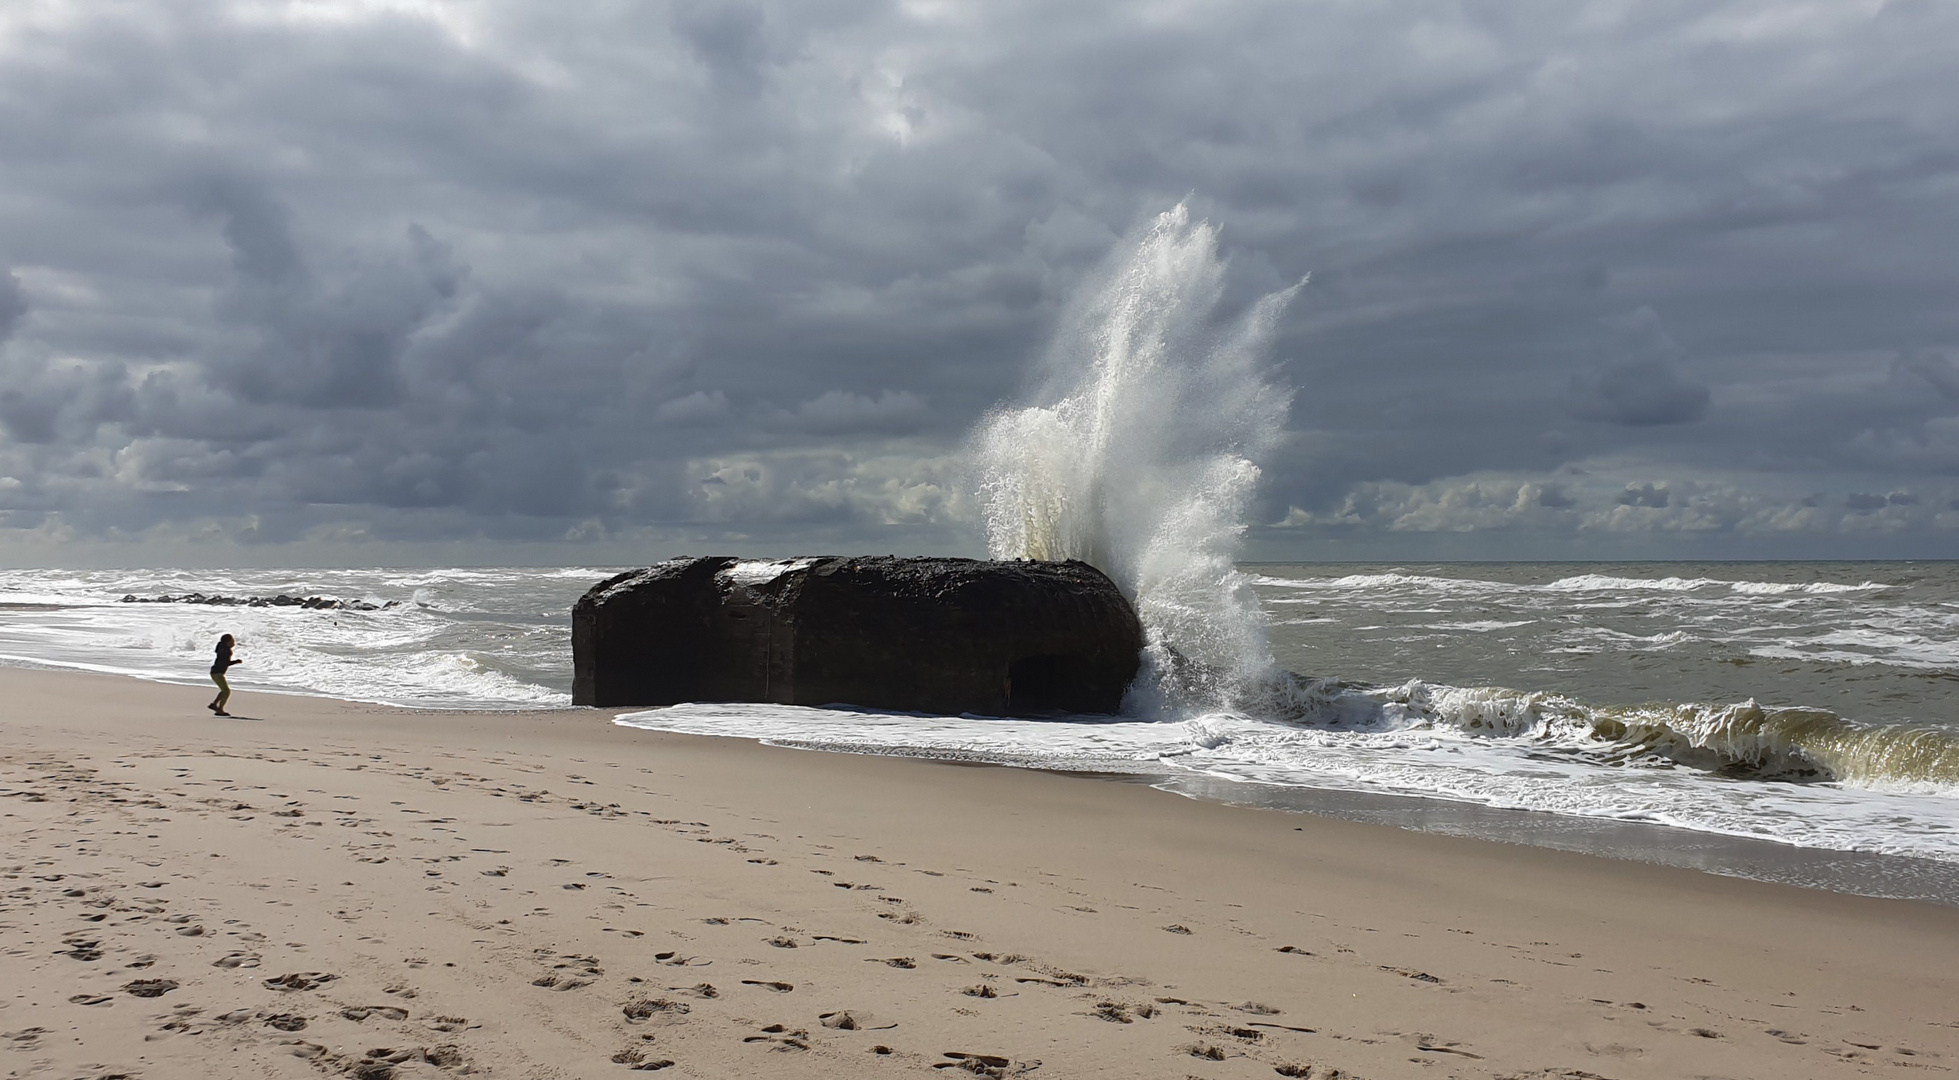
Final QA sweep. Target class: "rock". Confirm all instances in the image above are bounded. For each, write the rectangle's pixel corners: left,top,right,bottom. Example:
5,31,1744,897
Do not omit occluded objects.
572,556,1143,715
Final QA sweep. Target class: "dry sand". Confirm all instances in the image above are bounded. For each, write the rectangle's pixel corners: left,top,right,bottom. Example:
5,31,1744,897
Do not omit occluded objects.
2,666,1956,1080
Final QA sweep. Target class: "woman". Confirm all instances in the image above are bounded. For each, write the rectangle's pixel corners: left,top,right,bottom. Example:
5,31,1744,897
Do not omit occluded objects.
209,633,242,716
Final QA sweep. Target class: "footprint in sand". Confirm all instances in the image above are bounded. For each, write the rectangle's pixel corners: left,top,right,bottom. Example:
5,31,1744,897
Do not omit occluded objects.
610,1047,676,1070
263,972,338,991
1274,1065,1351,1079
60,938,102,961
534,953,603,989
339,1005,410,1022
820,1010,896,1030
622,998,690,1021
260,1012,309,1032
932,1051,1022,1076
122,978,179,998
743,1024,810,1051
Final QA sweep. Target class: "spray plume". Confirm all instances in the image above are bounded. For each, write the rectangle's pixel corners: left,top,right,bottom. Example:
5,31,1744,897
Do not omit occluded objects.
973,204,1303,715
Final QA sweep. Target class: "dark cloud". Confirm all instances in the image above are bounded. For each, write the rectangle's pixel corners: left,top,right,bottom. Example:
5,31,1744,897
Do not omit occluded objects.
1565,358,1710,426
788,390,931,434
1616,483,1671,509
1846,491,1917,511
3,1,1959,560
0,270,25,340
1894,350,1959,401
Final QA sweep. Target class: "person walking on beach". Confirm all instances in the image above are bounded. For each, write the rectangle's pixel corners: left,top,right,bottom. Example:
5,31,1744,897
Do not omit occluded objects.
208,633,242,716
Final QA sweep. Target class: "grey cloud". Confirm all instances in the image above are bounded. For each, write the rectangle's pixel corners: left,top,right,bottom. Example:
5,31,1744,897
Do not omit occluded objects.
655,390,731,425
4,0,1959,558
1565,358,1710,426
196,180,454,409
0,270,25,340
0,388,56,444
1562,309,1710,426
1846,490,1918,511
1616,483,1670,509
789,390,931,434
1894,350,1959,401
671,1,776,93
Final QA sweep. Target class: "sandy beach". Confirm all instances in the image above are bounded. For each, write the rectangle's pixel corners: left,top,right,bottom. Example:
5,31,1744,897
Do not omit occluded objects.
3,667,1956,1080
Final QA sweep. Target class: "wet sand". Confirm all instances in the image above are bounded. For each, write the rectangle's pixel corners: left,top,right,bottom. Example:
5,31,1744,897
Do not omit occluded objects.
2,666,1955,1079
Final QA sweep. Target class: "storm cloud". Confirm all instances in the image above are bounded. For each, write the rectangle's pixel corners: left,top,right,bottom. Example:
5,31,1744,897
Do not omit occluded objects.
2,1,1958,563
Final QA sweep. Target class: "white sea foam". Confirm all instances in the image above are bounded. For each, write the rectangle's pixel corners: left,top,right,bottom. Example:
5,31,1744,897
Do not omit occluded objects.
972,204,1302,714
1252,570,1889,598
1248,572,1509,594
0,567,585,709
613,697,1959,863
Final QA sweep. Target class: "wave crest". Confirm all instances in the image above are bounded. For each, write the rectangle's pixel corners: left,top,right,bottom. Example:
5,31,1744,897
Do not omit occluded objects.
1294,678,1959,793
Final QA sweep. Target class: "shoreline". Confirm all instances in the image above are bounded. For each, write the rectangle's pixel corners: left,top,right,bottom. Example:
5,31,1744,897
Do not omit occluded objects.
14,653,1959,909
1153,772,1959,908
5,666,1958,1077
725,729,1959,909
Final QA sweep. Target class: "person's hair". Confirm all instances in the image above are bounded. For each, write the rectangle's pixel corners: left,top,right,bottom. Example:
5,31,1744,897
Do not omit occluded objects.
219,633,234,646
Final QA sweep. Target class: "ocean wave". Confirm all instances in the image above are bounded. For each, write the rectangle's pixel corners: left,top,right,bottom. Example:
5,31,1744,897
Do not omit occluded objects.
1428,619,1536,632
1251,570,1890,598
1249,572,1509,593
1749,644,1959,671
1729,579,1885,595
1316,679,1959,794
1539,574,1887,595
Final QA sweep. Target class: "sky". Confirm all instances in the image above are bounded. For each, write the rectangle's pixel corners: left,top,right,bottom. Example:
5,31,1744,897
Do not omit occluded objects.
2,0,1957,566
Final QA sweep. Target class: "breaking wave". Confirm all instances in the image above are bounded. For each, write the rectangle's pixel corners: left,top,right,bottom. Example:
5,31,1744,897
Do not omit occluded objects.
1250,571,1887,597
1283,678,1959,794
971,203,1303,714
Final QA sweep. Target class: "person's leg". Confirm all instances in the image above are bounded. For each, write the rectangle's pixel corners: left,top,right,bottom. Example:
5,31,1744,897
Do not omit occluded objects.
211,672,230,714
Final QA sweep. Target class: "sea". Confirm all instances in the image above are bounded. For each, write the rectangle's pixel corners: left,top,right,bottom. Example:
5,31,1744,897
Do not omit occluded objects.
5,560,1959,904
